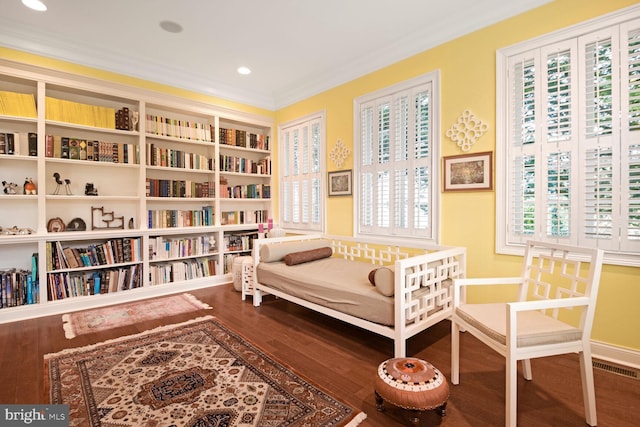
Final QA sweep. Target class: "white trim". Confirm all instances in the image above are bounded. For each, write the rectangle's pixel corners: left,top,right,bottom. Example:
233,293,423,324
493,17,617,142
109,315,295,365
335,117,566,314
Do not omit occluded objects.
277,111,326,233
353,70,441,244
495,4,640,266
592,340,640,370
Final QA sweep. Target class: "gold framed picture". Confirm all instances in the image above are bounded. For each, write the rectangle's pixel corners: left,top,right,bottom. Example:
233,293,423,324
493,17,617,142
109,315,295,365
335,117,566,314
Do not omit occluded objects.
443,151,493,192
328,170,352,196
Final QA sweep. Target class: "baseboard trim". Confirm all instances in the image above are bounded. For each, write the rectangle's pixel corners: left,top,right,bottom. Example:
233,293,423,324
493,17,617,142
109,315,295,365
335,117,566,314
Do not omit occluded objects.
591,340,640,370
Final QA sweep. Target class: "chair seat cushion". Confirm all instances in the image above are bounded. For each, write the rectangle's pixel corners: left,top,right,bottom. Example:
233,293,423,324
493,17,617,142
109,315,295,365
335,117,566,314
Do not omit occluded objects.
455,303,583,347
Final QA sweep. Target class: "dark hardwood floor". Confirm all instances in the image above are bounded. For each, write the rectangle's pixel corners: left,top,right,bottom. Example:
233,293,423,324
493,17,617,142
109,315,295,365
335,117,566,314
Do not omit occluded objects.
0,283,637,426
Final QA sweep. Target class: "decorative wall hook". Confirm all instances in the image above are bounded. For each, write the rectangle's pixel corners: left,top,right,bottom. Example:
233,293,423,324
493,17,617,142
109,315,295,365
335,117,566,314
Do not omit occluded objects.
446,110,488,152
329,139,351,168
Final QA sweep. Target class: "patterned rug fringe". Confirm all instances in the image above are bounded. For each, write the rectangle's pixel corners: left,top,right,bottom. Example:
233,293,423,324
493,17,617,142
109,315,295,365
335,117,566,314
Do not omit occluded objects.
47,316,215,358
345,411,368,426
183,292,212,309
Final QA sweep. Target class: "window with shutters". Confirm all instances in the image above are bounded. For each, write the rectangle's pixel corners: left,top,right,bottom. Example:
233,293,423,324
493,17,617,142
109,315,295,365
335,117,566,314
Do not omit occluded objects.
354,71,440,243
278,112,325,232
496,6,640,266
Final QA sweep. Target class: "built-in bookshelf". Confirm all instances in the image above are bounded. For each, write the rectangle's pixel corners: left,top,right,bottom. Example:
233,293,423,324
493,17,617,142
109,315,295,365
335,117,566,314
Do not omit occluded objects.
0,60,272,322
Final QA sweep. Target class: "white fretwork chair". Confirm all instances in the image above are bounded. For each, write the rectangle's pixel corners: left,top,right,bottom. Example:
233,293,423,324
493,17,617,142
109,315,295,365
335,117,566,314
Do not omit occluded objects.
451,240,604,426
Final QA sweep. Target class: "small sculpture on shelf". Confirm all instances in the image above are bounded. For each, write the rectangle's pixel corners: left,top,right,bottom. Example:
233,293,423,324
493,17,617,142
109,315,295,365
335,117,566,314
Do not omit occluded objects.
85,183,98,196
2,181,18,194
23,178,37,195
132,111,139,131
53,173,72,195
91,206,124,230
1,226,35,235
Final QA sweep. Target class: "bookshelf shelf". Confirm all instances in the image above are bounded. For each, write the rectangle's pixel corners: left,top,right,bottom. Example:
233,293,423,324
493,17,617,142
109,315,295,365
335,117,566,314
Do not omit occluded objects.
0,60,273,322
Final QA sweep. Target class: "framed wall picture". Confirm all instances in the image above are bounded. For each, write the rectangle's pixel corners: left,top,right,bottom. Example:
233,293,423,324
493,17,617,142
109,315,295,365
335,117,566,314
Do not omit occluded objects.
328,170,352,196
443,151,493,192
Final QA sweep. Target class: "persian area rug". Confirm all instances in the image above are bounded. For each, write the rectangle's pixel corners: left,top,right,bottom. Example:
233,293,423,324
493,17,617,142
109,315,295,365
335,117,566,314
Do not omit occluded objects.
62,293,211,339
45,316,366,427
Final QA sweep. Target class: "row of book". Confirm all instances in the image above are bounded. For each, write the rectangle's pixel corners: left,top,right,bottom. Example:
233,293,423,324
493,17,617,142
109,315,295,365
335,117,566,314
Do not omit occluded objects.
45,96,117,129
45,134,139,164
47,237,142,271
146,114,212,142
222,253,248,274
219,127,269,151
47,265,142,300
0,90,37,118
149,234,216,261
1,268,38,308
146,178,213,198
221,183,271,199
146,144,212,170
224,232,257,252
220,154,271,175
148,206,215,229
150,258,217,285
0,132,37,156
220,209,269,225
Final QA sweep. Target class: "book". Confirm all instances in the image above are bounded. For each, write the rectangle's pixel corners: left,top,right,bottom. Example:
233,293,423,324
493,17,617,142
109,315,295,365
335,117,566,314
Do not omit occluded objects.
68,138,80,160
61,137,70,159
6,133,14,155
87,140,95,161
45,134,54,157
53,135,62,158
79,139,87,160
28,132,37,156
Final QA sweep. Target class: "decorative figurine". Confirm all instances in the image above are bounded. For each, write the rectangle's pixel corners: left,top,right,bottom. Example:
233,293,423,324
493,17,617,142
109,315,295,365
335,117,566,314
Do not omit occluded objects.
23,178,37,195
53,173,72,195
91,206,125,230
132,111,139,131
85,183,98,196
2,181,18,194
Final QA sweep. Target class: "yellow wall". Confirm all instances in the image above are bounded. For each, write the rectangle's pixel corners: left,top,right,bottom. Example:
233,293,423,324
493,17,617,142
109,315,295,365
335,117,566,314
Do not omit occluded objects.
275,0,640,352
1,0,638,352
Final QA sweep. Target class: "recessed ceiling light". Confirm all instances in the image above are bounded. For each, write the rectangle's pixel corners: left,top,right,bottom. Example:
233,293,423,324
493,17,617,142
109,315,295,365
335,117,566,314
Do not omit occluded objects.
159,20,183,33
237,66,251,75
22,0,47,11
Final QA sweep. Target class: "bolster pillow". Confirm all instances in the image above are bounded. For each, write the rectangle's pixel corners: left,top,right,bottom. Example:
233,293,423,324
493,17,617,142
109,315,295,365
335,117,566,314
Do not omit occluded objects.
284,247,333,266
368,265,395,297
260,239,330,263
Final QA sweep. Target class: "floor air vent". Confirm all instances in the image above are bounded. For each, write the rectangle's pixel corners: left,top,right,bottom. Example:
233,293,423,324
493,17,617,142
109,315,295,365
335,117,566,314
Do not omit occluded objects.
593,359,639,380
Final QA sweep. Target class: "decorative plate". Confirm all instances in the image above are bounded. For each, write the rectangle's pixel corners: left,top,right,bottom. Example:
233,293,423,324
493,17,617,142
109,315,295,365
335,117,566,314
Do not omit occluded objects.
66,217,87,232
47,217,66,232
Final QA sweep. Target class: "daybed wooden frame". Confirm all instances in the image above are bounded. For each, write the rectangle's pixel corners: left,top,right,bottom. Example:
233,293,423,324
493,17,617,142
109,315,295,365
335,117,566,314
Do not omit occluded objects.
251,234,466,357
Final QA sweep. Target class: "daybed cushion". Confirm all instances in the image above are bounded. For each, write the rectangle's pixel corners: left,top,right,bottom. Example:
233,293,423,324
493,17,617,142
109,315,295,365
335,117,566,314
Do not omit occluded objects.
284,247,333,265
368,266,395,296
257,257,394,325
260,239,331,263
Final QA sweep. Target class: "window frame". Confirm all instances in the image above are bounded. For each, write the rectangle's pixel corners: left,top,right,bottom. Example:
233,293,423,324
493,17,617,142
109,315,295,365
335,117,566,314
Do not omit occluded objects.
353,71,441,246
277,111,326,233
496,4,640,266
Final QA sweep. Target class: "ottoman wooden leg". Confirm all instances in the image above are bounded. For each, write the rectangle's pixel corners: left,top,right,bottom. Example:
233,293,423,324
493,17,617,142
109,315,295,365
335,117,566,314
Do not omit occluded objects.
375,390,386,412
409,410,421,426
436,402,447,417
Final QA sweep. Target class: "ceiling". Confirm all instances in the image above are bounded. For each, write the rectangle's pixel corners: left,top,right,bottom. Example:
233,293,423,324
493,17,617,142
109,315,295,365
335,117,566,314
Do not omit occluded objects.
0,0,551,110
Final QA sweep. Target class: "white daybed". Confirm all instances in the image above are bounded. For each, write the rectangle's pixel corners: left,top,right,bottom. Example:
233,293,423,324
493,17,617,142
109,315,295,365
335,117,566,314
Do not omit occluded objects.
251,234,466,357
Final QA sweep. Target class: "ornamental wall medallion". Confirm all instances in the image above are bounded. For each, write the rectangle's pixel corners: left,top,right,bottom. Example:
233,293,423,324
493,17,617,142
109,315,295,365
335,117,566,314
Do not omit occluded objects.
446,110,489,152
329,139,351,168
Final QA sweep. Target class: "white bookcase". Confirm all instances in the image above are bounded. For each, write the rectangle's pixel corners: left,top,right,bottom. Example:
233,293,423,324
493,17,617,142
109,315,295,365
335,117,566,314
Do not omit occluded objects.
0,60,272,323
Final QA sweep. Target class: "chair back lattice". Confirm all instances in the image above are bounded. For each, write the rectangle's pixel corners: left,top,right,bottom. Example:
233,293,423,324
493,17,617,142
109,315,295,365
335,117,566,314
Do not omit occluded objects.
521,241,604,325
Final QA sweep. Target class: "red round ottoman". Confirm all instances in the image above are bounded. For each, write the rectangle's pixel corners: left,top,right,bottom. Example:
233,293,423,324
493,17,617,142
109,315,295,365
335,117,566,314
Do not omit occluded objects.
374,357,449,426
